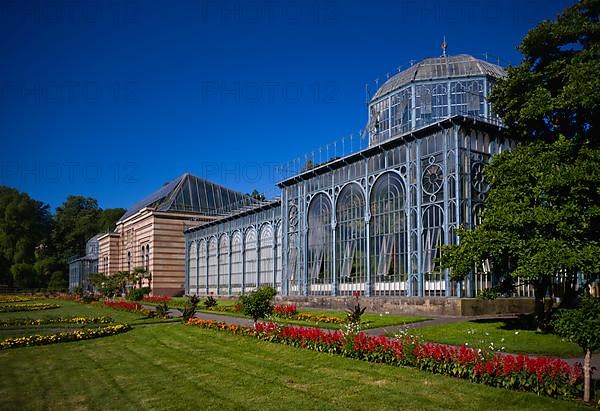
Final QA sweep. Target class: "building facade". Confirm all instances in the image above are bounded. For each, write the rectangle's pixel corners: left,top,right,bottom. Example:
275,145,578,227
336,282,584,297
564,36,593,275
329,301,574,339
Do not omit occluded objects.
68,235,100,291
184,54,514,298
94,173,259,296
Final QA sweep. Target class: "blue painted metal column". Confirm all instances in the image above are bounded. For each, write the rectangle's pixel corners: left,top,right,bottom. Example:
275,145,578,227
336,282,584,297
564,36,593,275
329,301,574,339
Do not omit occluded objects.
195,241,200,296
184,240,190,295
302,182,308,296
205,240,209,296
228,233,232,296
442,128,451,296
406,145,413,296
416,138,423,297
454,124,463,298
241,232,246,295
282,189,289,296
364,157,372,297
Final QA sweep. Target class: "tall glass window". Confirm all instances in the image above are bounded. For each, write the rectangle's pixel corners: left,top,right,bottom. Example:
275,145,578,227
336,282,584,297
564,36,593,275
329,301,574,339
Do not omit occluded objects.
335,183,366,296
307,193,333,296
422,204,444,296
244,228,257,291
230,232,242,293
218,235,229,294
207,237,218,294
259,224,274,287
198,240,207,293
370,172,408,296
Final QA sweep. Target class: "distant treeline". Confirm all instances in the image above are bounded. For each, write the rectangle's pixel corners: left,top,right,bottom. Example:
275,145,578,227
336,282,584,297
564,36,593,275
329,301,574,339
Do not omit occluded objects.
0,186,124,290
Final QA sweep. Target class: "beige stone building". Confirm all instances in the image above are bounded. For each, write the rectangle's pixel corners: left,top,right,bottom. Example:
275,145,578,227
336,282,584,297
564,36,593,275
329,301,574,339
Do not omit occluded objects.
97,173,257,296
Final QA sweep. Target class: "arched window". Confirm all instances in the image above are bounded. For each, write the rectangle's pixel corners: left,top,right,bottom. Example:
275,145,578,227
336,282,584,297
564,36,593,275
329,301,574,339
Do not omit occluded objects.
188,241,197,295
370,172,408,296
198,240,207,294
336,183,366,296
230,232,243,294
219,235,229,295
259,224,274,287
207,237,218,294
307,193,333,296
244,228,257,292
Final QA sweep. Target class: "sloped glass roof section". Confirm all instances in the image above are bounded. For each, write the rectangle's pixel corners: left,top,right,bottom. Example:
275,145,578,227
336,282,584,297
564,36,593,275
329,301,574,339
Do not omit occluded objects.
119,173,258,221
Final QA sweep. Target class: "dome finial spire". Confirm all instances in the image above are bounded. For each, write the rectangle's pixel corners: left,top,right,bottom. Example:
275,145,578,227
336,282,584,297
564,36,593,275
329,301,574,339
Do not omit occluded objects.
441,36,448,57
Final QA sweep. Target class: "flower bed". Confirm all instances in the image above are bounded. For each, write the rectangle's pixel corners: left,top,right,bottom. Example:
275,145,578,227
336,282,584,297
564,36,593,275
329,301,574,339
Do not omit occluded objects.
0,303,60,312
103,301,142,311
0,295,40,303
207,304,243,313
186,319,583,400
143,296,172,303
294,313,345,324
1,316,113,327
0,324,131,350
274,304,297,318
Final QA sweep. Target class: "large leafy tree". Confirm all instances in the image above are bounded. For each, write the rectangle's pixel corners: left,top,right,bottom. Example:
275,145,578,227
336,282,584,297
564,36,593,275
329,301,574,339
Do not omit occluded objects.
442,0,600,329
0,186,51,287
490,0,600,146
442,138,600,326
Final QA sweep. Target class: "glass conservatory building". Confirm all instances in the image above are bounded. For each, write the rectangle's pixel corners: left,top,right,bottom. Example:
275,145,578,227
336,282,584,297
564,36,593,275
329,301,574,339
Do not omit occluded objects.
184,54,514,298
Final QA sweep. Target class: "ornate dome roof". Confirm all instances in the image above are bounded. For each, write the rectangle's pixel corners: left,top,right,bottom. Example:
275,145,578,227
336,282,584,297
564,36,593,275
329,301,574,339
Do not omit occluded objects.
371,54,505,101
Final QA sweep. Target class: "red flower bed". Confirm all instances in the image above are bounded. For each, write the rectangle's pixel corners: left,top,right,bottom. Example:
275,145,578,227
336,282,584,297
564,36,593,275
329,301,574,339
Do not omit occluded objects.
273,304,297,318
187,319,584,400
104,301,142,311
143,296,172,303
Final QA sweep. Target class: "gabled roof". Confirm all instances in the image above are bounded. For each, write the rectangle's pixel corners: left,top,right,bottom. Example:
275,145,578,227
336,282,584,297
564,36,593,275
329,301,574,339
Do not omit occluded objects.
371,54,506,101
118,173,258,222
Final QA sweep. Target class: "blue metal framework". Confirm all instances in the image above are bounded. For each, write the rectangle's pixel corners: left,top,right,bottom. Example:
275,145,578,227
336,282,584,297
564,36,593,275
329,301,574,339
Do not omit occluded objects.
184,54,515,298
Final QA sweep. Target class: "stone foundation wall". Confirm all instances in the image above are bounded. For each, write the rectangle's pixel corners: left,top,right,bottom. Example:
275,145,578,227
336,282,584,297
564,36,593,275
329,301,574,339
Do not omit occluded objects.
273,296,536,317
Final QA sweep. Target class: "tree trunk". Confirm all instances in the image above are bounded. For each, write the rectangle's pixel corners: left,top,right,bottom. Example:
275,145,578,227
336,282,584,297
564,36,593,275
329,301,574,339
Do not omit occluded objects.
583,348,591,403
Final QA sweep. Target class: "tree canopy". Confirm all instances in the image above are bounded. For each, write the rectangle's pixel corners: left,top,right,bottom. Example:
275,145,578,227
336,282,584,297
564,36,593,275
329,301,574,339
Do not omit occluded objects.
490,0,600,146
0,186,51,287
0,187,124,289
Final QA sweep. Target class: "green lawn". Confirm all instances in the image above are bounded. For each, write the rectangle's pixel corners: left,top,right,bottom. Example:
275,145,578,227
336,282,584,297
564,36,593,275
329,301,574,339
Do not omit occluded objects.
0,311,587,410
142,298,428,329
395,318,584,357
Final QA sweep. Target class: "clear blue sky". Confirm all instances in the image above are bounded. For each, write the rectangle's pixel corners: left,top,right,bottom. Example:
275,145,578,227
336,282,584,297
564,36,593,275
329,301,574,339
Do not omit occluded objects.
0,0,574,211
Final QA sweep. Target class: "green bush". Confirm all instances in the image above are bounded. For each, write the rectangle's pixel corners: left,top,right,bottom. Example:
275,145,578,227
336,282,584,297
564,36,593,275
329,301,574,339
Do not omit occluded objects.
478,287,500,300
127,288,147,301
81,293,98,304
239,286,277,322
